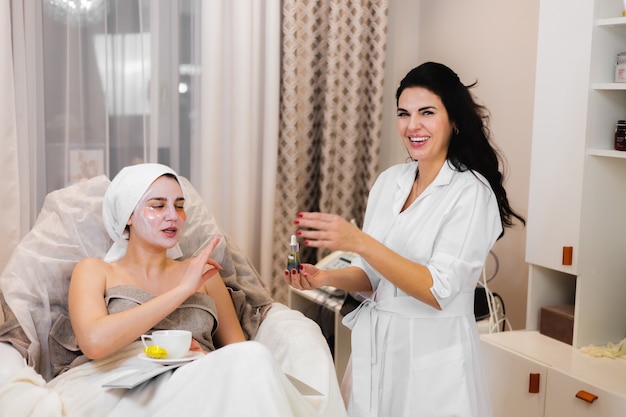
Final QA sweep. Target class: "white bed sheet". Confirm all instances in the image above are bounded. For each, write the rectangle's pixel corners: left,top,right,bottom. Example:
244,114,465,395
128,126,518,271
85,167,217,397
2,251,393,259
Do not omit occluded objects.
0,304,346,417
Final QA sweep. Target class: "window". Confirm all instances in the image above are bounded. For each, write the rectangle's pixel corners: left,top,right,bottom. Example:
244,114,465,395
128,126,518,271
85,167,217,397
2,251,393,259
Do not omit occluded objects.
39,0,201,210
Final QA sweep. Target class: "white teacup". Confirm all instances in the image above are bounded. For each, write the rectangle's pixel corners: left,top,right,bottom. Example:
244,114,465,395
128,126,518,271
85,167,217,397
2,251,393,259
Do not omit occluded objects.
141,330,192,359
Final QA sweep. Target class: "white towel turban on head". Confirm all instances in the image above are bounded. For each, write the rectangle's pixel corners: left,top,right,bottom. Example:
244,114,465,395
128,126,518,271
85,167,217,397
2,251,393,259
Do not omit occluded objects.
102,163,186,263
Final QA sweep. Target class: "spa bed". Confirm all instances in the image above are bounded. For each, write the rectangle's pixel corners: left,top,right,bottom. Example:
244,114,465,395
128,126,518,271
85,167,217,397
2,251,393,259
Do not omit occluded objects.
0,175,347,417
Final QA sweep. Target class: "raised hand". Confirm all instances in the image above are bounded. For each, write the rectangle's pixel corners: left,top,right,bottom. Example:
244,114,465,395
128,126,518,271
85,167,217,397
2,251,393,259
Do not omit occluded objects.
284,262,330,291
180,235,222,294
294,212,363,253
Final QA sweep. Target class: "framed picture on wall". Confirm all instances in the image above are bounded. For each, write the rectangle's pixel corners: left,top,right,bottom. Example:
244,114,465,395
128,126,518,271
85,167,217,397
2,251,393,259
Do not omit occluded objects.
69,149,104,185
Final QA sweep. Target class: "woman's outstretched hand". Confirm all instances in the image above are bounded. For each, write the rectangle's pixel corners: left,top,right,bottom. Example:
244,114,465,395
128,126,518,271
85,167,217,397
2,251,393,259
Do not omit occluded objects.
294,212,362,253
285,212,374,295
181,235,222,293
284,263,329,291
285,212,360,291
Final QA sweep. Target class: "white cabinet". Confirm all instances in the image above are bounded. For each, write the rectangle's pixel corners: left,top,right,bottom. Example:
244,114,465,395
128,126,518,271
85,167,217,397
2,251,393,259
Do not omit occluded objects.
524,0,626,348
524,0,592,276
544,369,626,417
484,1,626,415
481,337,547,417
482,332,626,417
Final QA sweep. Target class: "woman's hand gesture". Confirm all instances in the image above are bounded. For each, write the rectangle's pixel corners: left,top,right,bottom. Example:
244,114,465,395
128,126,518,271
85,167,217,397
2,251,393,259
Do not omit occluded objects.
294,212,363,253
284,263,329,291
180,235,222,294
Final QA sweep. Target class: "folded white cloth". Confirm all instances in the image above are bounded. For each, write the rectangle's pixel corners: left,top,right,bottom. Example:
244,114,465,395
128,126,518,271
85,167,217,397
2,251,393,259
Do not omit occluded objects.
102,163,185,263
0,366,63,417
0,342,27,387
581,338,626,359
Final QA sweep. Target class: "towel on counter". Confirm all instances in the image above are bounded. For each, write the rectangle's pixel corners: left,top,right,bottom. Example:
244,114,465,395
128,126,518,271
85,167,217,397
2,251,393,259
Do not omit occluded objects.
581,338,626,359
102,162,185,263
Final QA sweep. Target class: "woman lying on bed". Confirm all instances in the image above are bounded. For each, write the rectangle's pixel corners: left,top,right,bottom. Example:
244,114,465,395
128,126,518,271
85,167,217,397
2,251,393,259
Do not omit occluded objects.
69,163,245,359
50,163,331,417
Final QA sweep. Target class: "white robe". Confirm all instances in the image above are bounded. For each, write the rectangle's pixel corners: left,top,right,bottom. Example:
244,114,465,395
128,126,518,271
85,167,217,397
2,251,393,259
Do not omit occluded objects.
344,161,501,417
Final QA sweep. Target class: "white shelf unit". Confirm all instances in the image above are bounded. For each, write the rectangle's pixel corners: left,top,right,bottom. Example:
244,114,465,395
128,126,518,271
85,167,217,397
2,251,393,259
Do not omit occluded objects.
482,0,626,415
482,331,626,417
524,0,626,349
596,16,626,27
587,148,626,157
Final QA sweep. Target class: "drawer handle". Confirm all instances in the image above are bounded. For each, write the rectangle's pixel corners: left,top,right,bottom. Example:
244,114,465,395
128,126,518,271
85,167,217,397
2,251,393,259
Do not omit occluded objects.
528,373,540,394
562,246,573,266
575,390,598,404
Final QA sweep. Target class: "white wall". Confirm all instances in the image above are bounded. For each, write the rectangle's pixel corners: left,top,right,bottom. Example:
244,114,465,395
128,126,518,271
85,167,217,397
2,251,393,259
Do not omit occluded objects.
381,0,540,329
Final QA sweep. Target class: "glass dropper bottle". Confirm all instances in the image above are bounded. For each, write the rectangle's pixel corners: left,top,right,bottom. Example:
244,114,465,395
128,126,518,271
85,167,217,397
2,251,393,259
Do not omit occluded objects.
286,234,301,273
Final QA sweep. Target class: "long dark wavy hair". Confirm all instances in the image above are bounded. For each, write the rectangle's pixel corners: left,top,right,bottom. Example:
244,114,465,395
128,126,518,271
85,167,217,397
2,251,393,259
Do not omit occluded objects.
396,62,525,234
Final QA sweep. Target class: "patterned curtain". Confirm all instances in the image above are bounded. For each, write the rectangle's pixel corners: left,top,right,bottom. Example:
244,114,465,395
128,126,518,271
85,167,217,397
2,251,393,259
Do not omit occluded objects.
270,0,389,301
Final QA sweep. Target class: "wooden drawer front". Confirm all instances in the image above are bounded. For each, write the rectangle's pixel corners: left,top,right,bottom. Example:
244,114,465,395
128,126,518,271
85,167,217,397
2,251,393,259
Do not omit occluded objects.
481,340,547,417
545,369,626,417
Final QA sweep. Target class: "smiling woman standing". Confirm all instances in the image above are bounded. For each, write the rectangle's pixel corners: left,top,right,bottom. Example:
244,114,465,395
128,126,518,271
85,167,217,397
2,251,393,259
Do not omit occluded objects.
285,62,525,417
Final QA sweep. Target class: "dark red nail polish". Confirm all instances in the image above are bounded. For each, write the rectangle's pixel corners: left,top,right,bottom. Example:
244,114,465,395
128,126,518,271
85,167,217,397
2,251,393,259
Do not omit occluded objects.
294,220,300,225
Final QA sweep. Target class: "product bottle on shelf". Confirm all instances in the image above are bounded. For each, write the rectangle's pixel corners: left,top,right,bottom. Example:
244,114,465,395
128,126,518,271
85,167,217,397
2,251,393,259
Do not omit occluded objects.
616,53,626,82
615,120,626,151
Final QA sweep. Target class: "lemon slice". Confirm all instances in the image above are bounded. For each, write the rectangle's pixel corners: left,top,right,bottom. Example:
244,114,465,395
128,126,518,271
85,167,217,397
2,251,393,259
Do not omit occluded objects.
144,345,168,359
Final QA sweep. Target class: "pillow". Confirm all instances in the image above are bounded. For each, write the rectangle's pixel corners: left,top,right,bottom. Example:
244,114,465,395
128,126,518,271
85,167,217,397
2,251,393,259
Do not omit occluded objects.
0,174,272,381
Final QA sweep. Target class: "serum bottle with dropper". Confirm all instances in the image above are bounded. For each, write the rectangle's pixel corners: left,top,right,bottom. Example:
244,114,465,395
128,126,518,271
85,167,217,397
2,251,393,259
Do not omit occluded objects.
286,234,301,273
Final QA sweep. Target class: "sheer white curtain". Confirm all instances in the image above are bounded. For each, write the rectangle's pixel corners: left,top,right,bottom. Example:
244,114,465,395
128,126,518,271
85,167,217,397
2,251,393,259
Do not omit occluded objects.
0,2,20,272
0,1,41,272
0,0,280,283
5,0,200,224
199,0,281,285
38,1,193,190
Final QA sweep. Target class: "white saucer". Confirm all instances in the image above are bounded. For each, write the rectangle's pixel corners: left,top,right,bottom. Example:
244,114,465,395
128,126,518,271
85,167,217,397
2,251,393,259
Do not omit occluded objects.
138,350,205,365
